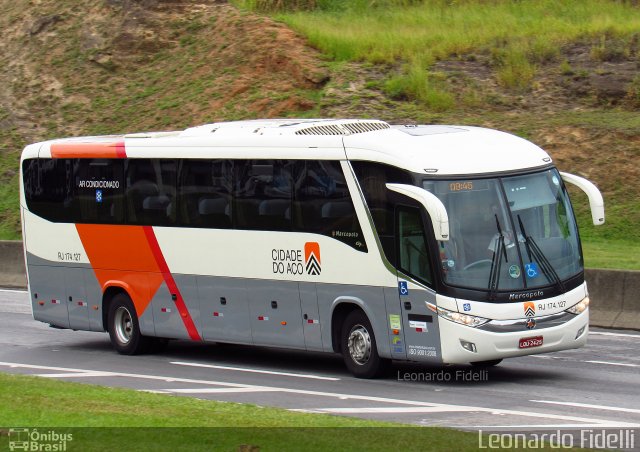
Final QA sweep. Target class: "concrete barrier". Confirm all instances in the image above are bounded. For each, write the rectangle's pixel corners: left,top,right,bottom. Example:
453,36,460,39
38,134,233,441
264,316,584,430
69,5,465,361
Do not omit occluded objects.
586,269,640,330
0,241,638,330
0,240,27,288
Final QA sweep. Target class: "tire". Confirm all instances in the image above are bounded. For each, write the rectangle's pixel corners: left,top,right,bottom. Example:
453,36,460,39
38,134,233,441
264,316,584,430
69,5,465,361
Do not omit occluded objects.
340,309,390,379
107,293,152,355
470,359,503,367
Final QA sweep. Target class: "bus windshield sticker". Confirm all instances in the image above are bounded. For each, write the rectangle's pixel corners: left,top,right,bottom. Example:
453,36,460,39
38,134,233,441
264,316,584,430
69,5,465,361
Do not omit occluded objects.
508,264,521,279
525,262,539,278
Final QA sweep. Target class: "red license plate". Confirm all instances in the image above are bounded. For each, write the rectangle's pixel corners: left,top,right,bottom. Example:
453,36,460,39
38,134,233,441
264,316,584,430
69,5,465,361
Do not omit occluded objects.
519,336,543,349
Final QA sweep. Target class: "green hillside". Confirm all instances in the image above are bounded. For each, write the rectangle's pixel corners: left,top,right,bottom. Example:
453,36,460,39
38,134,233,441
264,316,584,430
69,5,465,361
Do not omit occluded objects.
1,0,638,269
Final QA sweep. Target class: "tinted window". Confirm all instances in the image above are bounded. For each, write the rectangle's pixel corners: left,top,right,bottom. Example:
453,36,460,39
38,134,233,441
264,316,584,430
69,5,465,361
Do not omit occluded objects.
178,159,233,228
22,158,77,223
352,161,413,261
75,159,124,224
293,160,366,251
397,207,432,285
234,160,293,231
125,159,176,226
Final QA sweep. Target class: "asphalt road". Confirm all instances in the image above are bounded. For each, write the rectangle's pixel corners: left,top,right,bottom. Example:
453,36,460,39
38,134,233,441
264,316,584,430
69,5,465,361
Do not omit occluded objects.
1,288,639,447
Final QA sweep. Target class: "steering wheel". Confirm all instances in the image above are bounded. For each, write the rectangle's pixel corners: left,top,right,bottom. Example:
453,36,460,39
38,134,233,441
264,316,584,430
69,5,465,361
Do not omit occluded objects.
463,259,493,271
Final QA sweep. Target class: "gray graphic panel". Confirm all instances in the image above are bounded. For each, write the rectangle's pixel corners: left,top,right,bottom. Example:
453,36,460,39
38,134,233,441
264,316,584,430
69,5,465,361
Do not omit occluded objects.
151,280,191,340
28,264,69,328
247,279,304,349
396,279,442,363
83,268,106,332
65,267,89,330
299,282,323,351
198,276,252,344
383,286,407,359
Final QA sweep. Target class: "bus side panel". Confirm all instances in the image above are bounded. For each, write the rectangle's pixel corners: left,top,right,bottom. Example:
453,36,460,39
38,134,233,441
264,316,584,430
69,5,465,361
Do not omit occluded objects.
398,283,442,363
84,268,107,332
29,263,69,328
151,275,201,340
383,286,407,360
317,284,390,358
247,279,305,349
299,282,323,351
198,275,252,344
65,266,89,331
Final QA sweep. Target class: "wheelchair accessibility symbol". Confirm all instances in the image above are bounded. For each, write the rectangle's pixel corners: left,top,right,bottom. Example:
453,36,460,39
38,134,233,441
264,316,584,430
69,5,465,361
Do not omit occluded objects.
525,262,539,279
398,281,409,296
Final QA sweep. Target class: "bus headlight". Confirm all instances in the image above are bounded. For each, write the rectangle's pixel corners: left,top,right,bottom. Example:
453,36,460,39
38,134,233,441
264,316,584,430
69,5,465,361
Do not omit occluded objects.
426,302,490,327
566,297,590,315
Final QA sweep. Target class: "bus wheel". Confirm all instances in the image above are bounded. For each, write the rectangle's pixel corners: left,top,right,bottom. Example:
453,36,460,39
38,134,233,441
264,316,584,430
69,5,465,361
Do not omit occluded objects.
108,293,151,355
470,359,502,367
340,310,389,379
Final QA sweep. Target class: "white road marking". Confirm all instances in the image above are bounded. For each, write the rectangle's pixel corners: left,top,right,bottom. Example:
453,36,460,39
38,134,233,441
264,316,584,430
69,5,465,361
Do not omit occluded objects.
296,406,476,414
584,360,639,368
0,361,636,428
36,371,114,378
590,331,639,338
531,400,640,414
167,388,281,394
530,355,639,367
171,361,340,381
463,424,638,429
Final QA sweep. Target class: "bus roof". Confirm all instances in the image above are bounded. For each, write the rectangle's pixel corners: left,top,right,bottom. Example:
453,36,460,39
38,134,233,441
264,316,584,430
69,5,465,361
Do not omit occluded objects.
26,119,552,176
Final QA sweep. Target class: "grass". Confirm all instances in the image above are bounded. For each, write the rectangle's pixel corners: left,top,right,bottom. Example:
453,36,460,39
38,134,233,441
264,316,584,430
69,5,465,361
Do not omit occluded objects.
0,372,482,451
235,0,640,98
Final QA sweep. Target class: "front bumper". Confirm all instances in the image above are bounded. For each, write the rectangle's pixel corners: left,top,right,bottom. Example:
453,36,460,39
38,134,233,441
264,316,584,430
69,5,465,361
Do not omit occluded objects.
439,309,589,364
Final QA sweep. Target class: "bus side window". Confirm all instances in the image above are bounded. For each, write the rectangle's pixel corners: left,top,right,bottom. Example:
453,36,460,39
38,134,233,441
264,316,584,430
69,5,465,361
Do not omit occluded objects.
178,159,233,229
352,161,413,263
397,207,433,286
293,160,367,252
22,158,77,223
125,159,176,226
234,159,293,231
75,159,123,224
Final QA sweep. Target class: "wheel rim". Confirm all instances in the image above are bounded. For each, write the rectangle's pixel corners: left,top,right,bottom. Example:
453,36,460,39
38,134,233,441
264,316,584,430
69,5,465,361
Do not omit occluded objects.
348,324,372,365
114,306,133,345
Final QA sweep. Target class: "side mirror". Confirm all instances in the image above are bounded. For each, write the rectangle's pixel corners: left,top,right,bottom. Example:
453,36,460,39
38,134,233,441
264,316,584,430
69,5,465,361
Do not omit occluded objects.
386,183,450,241
560,172,605,225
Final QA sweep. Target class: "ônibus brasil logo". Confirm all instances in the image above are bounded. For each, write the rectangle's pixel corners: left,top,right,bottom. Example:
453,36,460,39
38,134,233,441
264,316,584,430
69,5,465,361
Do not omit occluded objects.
304,242,321,276
272,242,321,276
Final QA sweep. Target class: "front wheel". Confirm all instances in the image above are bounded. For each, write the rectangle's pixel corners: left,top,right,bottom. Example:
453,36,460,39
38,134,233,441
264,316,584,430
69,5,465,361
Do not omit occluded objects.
340,310,389,379
108,293,153,355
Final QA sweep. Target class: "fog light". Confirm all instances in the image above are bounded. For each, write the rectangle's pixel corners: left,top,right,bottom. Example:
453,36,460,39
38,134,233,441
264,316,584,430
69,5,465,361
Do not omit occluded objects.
575,325,586,339
460,339,477,353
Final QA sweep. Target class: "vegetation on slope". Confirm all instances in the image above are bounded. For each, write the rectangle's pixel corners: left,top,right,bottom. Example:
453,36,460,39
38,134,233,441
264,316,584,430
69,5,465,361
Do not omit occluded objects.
234,0,640,269
0,0,638,269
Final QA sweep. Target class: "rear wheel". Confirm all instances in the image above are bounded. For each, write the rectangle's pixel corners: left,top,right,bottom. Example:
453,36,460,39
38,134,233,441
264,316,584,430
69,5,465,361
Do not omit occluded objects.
340,310,389,379
108,293,153,355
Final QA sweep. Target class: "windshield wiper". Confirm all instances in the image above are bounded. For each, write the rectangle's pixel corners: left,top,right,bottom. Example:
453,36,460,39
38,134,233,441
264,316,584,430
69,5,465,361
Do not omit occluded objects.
517,215,566,293
488,215,508,300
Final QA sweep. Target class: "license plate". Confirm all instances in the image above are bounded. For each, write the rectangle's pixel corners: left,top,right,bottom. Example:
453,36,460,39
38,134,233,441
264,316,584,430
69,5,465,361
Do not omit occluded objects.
519,336,543,349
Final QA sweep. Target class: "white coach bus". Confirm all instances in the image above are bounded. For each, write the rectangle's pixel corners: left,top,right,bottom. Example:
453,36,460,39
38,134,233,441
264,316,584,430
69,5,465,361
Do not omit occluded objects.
20,119,604,378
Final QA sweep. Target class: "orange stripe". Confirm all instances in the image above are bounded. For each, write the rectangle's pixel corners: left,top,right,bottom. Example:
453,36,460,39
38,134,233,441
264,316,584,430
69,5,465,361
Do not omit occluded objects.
76,224,163,316
51,141,126,159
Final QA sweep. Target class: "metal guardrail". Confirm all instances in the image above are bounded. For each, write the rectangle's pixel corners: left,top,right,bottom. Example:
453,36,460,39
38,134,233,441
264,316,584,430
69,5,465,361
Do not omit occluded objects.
2,240,638,330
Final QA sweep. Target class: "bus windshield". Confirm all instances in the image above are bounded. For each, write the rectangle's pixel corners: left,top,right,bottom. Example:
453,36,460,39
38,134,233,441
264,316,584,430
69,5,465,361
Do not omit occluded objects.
423,169,582,293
